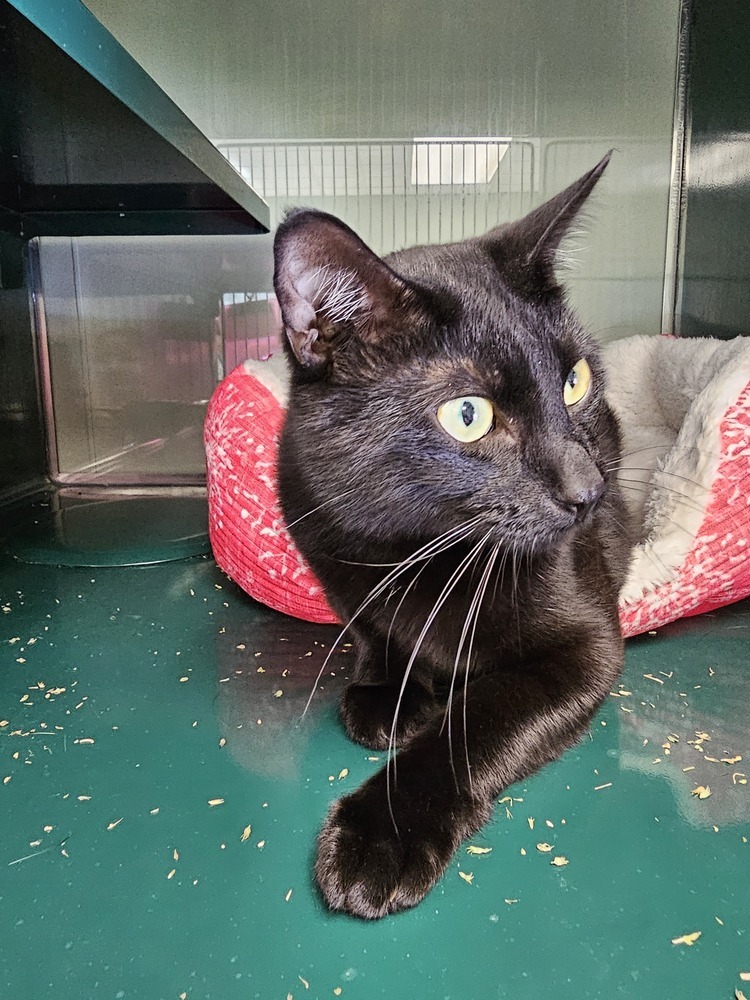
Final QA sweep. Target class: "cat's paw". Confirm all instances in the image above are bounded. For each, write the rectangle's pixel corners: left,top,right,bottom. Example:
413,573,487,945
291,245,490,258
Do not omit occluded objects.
339,682,436,750
315,775,487,919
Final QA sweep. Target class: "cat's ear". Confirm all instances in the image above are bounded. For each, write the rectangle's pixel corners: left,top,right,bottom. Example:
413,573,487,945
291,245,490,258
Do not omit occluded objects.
273,209,413,372
483,151,612,296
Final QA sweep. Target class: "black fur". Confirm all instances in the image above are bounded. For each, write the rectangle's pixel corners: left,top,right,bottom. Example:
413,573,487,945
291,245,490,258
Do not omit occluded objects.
273,153,633,919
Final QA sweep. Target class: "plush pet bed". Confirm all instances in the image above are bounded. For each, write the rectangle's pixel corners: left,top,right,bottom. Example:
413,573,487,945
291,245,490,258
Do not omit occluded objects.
204,335,750,638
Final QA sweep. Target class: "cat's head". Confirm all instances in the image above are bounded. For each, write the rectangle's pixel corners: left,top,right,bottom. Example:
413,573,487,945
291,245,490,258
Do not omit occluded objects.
274,153,620,555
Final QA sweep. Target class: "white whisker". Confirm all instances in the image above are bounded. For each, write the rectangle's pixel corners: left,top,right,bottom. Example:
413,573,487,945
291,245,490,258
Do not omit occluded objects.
384,564,429,670
284,489,357,530
385,530,492,831
461,543,501,793
442,541,499,788
299,515,484,720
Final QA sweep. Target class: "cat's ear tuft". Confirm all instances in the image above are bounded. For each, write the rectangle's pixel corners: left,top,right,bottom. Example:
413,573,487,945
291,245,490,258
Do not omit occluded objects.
273,210,412,372
483,151,612,297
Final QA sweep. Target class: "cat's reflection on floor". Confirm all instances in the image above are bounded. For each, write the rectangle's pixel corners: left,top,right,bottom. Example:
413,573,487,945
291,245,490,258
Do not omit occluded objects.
213,609,350,779
618,607,750,828
212,596,750,830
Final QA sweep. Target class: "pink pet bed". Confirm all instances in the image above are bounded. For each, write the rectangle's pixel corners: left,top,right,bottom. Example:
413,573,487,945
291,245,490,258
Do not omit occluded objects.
204,336,750,638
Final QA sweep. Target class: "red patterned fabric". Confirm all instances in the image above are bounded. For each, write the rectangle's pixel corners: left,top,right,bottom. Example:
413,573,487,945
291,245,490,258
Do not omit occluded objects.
205,358,750,636
618,383,750,637
205,364,337,624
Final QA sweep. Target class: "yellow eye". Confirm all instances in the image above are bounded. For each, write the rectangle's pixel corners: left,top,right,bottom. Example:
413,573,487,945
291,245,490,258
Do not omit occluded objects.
563,358,592,406
436,396,494,443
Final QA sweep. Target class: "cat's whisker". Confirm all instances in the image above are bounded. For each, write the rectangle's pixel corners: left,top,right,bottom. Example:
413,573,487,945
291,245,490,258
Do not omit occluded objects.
371,518,484,590
385,531,492,832
511,541,523,652
609,510,686,587
618,474,748,543
492,544,512,608
283,489,357,530
299,516,485,720
614,467,712,496
460,543,501,794
615,478,708,517
385,563,429,666
620,518,683,587
386,530,491,752
489,552,503,609
442,536,509,770
638,544,682,586
616,484,711,538
610,442,723,466
441,540,497,780
334,558,406,567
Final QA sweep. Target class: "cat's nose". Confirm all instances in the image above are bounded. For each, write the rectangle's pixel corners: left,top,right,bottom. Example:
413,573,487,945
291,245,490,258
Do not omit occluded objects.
559,475,605,517
553,445,604,518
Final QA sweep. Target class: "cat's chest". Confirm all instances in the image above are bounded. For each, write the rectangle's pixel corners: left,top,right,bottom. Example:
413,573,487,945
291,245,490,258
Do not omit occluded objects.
377,551,581,673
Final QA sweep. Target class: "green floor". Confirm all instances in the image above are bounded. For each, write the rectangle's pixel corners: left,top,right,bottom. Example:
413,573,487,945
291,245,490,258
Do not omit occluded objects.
1,553,748,999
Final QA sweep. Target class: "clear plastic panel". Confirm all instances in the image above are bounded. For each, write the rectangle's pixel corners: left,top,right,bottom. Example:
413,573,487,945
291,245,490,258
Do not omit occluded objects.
34,235,276,484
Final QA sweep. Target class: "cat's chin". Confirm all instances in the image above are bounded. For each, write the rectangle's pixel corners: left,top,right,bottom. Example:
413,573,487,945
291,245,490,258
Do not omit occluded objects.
487,517,580,555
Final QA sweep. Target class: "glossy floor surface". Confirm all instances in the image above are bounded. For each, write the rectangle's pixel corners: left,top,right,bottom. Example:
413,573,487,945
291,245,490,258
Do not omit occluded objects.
1,554,748,999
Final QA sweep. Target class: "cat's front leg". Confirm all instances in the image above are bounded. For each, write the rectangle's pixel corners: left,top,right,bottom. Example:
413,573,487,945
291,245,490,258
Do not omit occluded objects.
340,681,437,750
315,756,492,918
316,639,622,918
340,632,437,750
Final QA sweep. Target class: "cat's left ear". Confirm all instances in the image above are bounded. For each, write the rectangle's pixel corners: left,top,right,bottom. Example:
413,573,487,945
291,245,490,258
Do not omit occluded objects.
483,150,612,296
273,209,415,372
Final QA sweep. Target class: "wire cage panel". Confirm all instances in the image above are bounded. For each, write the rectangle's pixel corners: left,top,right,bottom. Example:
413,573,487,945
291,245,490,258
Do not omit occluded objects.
216,138,536,256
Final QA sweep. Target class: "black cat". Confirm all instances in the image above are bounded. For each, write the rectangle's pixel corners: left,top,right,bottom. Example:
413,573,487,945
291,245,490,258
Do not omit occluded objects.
273,152,633,919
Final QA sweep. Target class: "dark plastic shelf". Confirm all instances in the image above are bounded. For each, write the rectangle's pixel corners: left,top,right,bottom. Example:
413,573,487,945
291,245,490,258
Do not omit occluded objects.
0,0,269,238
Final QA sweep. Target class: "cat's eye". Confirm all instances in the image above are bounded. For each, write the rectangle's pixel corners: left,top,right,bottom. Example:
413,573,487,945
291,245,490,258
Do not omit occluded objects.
563,359,592,406
436,396,494,443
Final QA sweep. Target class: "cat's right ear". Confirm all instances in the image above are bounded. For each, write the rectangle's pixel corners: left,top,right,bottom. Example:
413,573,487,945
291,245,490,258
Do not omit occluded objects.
273,210,413,373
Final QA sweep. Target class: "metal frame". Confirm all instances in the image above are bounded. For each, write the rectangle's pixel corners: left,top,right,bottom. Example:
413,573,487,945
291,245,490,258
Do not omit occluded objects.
660,0,692,337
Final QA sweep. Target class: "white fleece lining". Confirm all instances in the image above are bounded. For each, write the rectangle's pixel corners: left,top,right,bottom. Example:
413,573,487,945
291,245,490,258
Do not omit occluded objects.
243,353,291,409
604,335,750,605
